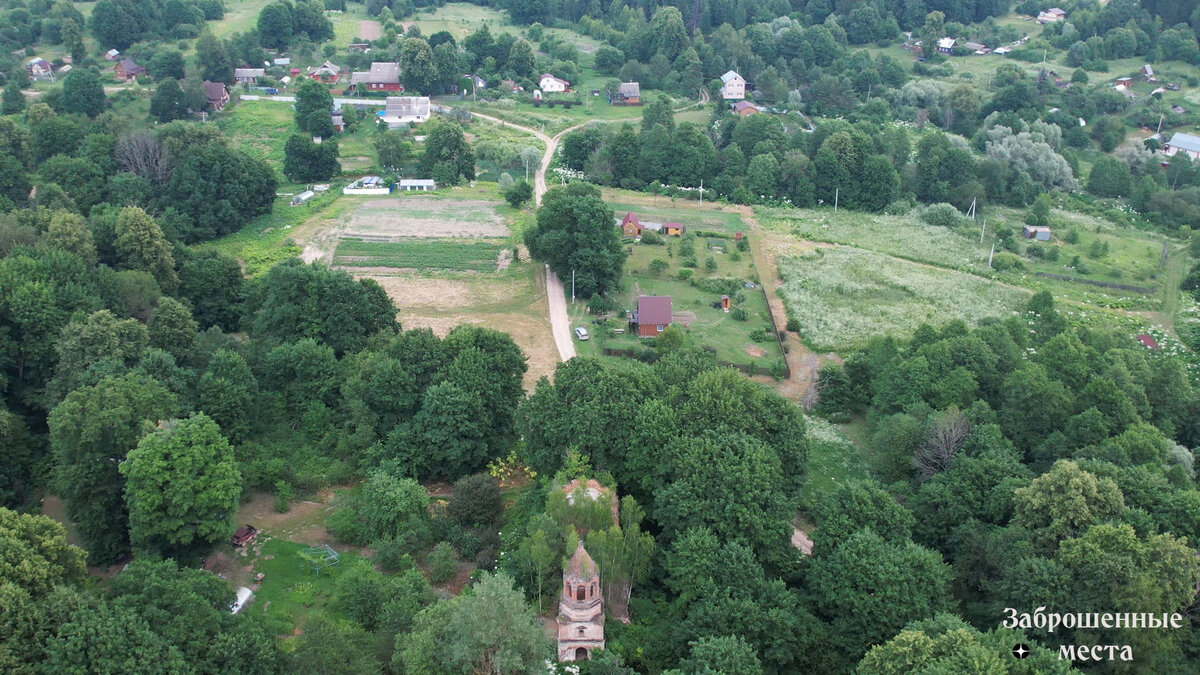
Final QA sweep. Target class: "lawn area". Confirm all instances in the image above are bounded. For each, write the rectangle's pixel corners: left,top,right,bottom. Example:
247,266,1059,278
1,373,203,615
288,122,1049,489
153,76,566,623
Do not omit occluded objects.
777,245,1029,353
570,231,783,370
333,238,508,272
217,100,295,174
611,200,746,236
246,536,365,630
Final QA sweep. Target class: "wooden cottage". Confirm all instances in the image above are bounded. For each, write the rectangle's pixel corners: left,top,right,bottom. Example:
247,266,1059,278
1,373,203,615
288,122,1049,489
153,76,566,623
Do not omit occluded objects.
632,296,672,337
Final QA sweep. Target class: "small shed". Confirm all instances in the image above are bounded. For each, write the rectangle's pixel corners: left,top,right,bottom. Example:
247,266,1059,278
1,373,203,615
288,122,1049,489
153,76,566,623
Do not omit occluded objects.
614,81,641,105
104,48,121,61
398,179,436,192
663,222,686,236
291,190,315,206
632,296,672,338
1021,225,1052,240
331,114,344,132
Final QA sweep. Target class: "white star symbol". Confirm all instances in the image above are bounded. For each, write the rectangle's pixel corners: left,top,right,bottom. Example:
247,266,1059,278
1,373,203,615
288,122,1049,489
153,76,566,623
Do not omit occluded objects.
1013,645,1029,658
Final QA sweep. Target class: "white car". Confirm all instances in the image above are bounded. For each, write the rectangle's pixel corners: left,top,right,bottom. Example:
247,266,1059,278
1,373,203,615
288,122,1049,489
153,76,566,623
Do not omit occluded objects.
573,327,589,341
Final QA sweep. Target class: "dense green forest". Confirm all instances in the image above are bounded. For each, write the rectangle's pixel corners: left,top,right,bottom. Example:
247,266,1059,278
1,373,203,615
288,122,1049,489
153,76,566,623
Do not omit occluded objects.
2,0,1200,673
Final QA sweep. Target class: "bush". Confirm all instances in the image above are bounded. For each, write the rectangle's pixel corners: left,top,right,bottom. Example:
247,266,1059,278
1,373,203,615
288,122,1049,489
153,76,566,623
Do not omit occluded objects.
648,259,668,276
786,317,800,332
326,507,366,545
374,538,407,572
429,542,458,584
587,293,618,313
736,237,750,252
1064,228,1080,244
274,480,295,513
920,203,964,228
678,268,694,281
447,526,483,560
682,254,698,268
731,306,748,321
704,255,717,271
749,328,768,342
640,230,663,244
991,252,1025,272
504,179,533,207
448,473,502,527
728,250,741,262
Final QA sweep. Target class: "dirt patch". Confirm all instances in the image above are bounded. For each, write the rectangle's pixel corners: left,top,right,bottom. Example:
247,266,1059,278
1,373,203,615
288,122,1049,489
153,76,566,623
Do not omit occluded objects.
791,526,813,555
343,199,510,238
358,20,382,41
745,343,767,357
360,272,558,389
233,491,341,548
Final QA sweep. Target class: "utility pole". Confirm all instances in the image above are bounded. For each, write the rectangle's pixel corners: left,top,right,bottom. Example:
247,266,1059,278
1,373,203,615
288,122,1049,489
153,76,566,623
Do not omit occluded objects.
979,217,987,244
987,243,995,268
1157,113,1164,135
571,270,575,304
699,178,704,205
834,187,839,213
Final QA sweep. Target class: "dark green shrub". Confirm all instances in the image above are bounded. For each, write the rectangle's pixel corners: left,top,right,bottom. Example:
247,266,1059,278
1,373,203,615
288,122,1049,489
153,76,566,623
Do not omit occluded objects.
429,542,458,584
448,473,502,527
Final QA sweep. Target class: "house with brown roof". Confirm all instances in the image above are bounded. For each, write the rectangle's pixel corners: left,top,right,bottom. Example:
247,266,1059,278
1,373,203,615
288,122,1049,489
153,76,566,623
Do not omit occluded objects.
114,59,146,81
202,80,230,111
306,61,342,82
26,58,54,81
619,212,643,237
632,296,672,337
731,100,762,117
613,81,640,105
350,62,401,91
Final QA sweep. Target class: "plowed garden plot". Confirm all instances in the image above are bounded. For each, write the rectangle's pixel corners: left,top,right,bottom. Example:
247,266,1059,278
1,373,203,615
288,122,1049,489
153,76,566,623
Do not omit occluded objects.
342,200,509,238
332,239,507,272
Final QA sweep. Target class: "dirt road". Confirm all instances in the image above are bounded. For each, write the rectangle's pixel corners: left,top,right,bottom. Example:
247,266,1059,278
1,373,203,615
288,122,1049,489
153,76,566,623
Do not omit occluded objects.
544,264,576,361
468,92,706,364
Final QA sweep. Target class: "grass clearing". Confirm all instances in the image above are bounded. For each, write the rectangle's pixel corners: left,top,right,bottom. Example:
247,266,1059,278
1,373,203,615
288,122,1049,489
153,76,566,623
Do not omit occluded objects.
333,238,507,272
609,200,746,236
778,246,1029,353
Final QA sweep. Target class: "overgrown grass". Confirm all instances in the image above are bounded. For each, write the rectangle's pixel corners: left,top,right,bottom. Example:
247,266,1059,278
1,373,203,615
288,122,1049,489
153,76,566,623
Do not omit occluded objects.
800,416,870,509
206,191,348,277
778,246,1028,353
333,238,507,271
609,201,745,235
758,205,1170,311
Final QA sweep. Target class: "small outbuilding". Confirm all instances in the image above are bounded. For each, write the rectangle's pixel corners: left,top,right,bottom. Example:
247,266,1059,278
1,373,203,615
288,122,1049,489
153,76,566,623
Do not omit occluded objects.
1021,225,1052,240
397,179,436,192
619,212,643,237
114,59,146,81
291,190,315,206
613,81,641,105
104,49,121,61
234,68,266,84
